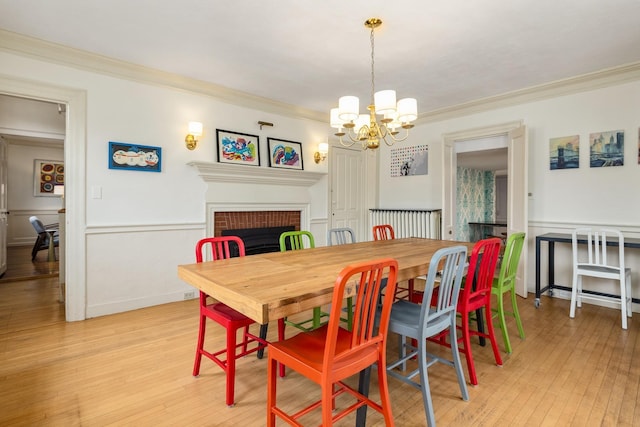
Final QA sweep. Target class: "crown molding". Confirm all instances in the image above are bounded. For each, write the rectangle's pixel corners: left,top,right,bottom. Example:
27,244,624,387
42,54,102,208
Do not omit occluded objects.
0,29,325,123
418,61,640,123
2,29,639,126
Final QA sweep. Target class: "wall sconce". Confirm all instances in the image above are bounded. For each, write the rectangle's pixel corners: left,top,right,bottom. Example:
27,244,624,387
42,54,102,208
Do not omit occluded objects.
185,121,203,150
314,142,329,163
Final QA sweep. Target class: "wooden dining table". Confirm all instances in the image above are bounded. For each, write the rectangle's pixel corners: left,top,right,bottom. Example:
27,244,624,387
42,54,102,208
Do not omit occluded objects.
178,236,473,426
178,237,474,325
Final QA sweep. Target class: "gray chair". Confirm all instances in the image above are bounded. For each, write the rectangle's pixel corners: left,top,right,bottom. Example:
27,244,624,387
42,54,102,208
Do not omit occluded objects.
327,227,356,329
386,245,469,427
29,216,59,261
327,227,356,246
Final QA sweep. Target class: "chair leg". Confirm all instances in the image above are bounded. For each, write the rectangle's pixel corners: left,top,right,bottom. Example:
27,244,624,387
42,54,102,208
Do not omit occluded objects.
511,288,525,340
449,319,469,401
569,273,579,318
192,315,206,376
312,307,322,329
484,305,503,367
346,297,354,331
417,335,436,427
376,353,395,426
496,292,512,353
267,357,277,427
321,381,333,426
225,325,238,407
460,311,477,385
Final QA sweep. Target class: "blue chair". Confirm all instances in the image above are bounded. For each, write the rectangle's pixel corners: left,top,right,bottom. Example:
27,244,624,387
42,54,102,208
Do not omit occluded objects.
386,245,469,426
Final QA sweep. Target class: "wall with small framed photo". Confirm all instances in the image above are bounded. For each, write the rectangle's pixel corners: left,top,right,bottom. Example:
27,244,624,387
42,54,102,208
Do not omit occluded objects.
216,129,260,166
267,137,303,170
34,159,64,196
109,141,162,172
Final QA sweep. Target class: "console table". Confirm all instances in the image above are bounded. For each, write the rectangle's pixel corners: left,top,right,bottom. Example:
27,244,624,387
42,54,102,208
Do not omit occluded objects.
535,232,640,308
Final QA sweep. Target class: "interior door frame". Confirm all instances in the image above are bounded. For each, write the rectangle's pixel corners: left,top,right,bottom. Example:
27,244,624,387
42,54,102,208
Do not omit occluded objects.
0,75,87,321
442,120,528,297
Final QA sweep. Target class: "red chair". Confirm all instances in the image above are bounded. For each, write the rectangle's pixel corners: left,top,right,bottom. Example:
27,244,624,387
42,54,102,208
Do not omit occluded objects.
431,237,503,385
267,258,398,426
192,236,268,407
372,224,414,301
372,223,395,240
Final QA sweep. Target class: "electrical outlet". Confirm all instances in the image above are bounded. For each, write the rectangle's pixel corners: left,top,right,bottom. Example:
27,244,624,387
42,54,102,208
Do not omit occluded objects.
183,291,196,300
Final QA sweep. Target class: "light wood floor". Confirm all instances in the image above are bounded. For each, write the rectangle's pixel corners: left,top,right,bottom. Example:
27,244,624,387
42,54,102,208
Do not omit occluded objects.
1,273,639,426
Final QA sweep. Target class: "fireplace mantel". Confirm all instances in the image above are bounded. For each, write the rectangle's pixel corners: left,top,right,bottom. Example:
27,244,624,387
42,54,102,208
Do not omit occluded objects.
188,161,326,186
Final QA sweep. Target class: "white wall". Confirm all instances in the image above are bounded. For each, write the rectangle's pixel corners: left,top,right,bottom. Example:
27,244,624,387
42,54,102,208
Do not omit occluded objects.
378,79,640,305
0,49,329,318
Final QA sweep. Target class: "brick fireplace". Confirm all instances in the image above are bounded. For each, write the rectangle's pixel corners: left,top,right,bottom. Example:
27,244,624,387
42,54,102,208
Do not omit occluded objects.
214,211,301,236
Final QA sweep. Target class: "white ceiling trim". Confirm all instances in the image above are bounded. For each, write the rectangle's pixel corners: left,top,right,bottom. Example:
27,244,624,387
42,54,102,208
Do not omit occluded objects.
2,29,640,125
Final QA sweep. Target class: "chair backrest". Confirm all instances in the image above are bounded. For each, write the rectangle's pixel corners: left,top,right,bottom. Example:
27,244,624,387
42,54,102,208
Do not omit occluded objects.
327,227,356,246
459,238,502,308
323,258,398,368
372,224,395,241
279,230,315,251
495,232,526,290
195,236,245,304
29,216,47,235
421,246,468,333
572,227,624,271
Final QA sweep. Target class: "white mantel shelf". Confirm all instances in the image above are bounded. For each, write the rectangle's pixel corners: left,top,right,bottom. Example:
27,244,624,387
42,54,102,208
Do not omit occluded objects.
188,161,326,187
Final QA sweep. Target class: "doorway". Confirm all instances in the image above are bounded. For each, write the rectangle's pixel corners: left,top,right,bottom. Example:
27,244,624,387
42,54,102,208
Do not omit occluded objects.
0,75,87,321
442,121,528,297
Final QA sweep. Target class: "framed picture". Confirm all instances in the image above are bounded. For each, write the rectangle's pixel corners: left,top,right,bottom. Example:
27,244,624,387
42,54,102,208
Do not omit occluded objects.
589,130,624,167
549,135,579,170
34,159,64,196
390,144,428,177
216,129,260,166
108,141,162,172
267,137,303,170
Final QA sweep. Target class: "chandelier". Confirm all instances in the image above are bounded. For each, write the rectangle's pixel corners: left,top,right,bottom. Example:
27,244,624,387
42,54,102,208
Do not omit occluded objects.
330,18,418,150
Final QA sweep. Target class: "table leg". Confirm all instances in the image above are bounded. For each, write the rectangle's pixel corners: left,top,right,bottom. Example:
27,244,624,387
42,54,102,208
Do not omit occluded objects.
257,324,269,359
355,367,371,427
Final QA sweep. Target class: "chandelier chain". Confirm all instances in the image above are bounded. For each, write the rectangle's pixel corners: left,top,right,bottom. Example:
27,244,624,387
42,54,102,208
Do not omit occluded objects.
370,25,375,106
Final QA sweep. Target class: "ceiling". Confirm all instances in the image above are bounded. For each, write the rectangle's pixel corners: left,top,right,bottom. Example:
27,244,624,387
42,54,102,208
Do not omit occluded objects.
1,0,639,120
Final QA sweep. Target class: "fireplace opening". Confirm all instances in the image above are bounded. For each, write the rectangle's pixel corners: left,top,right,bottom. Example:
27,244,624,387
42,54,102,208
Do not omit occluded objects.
221,225,295,256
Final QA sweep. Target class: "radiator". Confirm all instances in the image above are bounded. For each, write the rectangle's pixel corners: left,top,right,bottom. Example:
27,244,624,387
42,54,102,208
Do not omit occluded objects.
369,209,442,239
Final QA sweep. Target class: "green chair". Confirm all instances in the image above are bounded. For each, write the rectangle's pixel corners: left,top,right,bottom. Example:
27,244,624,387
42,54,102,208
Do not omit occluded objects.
491,232,526,353
278,231,329,337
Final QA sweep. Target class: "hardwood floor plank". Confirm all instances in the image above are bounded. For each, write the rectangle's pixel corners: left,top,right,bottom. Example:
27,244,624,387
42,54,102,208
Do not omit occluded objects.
1,273,638,426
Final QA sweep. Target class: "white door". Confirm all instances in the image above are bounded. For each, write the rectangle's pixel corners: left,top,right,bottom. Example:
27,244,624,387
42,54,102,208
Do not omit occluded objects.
0,138,8,276
442,121,528,296
330,145,365,241
508,125,528,297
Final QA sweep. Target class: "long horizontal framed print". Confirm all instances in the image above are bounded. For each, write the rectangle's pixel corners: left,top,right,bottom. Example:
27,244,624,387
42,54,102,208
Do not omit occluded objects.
267,137,303,170
216,129,260,166
109,141,162,172
34,159,64,196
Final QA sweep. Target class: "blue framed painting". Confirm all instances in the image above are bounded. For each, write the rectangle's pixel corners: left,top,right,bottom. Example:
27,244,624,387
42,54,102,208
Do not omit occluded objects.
216,129,260,166
108,141,162,172
267,137,303,170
